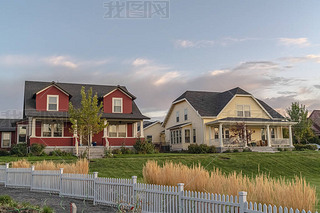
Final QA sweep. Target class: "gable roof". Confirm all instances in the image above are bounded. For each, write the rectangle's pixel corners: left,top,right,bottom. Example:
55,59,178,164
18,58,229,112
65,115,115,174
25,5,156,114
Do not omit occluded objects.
24,81,148,120
36,81,71,97
309,110,320,135
0,119,20,131
165,87,284,124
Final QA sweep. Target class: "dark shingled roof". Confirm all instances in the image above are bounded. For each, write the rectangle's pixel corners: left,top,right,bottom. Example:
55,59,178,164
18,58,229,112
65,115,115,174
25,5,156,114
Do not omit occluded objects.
0,119,20,131
24,81,148,120
173,87,284,119
309,110,320,135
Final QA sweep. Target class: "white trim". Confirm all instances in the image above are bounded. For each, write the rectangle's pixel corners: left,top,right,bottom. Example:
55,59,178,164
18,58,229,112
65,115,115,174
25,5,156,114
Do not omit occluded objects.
107,124,127,138
17,125,28,144
206,120,297,126
103,88,133,99
36,85,70,96
1,132,11,148
112,97,123,113
47,95,59,111
31,137,73,139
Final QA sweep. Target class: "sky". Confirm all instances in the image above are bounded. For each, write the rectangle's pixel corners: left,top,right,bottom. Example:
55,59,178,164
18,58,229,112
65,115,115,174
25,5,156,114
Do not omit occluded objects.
1,0,320,121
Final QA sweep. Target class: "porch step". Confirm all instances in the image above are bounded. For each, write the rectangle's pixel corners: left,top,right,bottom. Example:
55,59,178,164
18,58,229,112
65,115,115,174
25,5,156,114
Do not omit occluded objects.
75,147,106,159
250,147,279,153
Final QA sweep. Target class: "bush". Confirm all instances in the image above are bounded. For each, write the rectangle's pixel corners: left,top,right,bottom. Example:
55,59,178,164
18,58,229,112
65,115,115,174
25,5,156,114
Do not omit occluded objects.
105,149,114,158
0,149,9,156
120,146,135,154
0,195,13,205
10,143,27,157
294,144,317,151
233,149,239,153
277,148,283,152
133,138,156,154
223,149,232,153
242,148,252,152
112,149,122,155
188,144,216,154
30,143,46,156
49,149,72,156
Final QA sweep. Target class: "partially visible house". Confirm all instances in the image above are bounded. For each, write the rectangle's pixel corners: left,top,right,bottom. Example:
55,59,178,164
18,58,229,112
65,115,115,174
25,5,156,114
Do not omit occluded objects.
138,121,167,151
0,119,20,150
162,87,296,152
309,110,320,138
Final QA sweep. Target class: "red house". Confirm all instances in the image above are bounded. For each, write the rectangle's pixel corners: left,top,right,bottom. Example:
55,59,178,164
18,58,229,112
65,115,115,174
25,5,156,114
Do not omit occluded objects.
9,81,148,154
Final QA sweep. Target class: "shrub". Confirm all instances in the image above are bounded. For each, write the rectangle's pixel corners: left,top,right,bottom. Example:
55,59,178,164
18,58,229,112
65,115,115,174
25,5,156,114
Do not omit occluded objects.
105,149,114,158
188,144,216,154
243,148,252,152
223,149,232,153
233,149,239,153
112,149,122,155
30,143,46,156
42,205,54,213
294,144,317,151
120,146,135,154
133,138,156,154
10,143,27,157
49,149,72,156
0,149,9,156
143,161,317,211
0,195,13,205
277,148,283,152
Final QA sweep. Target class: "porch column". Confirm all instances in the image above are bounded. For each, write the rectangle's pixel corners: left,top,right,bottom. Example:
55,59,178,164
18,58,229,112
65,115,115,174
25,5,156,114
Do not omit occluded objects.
219,124,223,148
267,125,271,147
73,120,78,156
289,125,293,147
243,125,248,147
208,126,212,144
103,120,109,147
133,122,137,137
140,120,144,138
31,118,36,137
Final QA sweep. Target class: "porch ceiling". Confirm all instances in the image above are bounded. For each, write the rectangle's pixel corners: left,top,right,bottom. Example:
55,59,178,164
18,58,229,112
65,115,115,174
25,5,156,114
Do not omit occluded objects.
206,117,296,126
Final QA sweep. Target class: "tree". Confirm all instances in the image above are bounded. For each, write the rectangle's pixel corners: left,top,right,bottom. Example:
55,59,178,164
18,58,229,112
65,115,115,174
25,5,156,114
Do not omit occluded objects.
286,102,314,144
69,87,108,146
229,122,255,146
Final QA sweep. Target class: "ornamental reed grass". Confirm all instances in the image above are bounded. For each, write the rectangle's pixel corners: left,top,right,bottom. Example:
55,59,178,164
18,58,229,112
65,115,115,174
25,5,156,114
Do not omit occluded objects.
11,159,89,174
143,160,317,211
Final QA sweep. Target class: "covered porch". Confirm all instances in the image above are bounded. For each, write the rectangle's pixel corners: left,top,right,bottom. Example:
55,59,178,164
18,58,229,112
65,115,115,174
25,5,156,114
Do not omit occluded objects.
205,117,296,151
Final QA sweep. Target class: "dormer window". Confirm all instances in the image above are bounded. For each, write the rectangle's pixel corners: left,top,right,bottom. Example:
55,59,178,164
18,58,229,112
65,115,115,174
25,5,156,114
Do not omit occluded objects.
112,98,123,113
237,105,251,117
47,95,58,111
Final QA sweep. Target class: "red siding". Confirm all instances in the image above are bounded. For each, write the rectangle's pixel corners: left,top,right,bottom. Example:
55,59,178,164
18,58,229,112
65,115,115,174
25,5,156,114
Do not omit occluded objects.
127,123,133,137
92,131,104,146
64,122,73,137
36,85,69,111
103,89,132,113
30,137,73,146
108,137,137,146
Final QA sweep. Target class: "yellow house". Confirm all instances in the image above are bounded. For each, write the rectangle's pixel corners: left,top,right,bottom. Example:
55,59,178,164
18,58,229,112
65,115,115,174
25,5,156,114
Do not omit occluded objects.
162,87,296,152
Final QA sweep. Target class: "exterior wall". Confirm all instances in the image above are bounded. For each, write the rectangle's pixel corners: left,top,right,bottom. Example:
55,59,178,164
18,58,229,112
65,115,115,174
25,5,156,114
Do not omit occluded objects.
0,131,16,149
64,122,73,137
92,131,104,146
127,123,133,137
164,101,203,150
103,89,132,114
217,96,271,119
36,85,69,111
30,137,73,146
107,137,137,146
144,123,164,144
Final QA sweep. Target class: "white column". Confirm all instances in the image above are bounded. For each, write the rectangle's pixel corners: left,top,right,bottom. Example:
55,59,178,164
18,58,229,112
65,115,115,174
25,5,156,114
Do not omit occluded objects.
208,126,212,144
140,120,144,138
31,118,36,137
267,125,271,147
243,125,248,147
103,120,108,138
219,124,223,148
133,122,137,137
289,125,293,147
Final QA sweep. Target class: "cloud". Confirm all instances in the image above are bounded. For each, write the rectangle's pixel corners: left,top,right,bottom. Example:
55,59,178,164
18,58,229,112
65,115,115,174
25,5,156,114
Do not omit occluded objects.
278,38,310,47
44,56,77,69
154,72,181,86
132,58,150,66
210,69,230,76
279,54,320,64
174,37,257,48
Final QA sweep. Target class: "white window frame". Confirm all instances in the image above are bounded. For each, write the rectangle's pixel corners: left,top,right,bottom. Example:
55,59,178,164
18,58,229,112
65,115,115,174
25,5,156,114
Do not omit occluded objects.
108,124,127,138
184,108,188,121
41,122,64,138
1,132,11,148
112,98,123,113
236,105,251,117
185,129,191,143
17,125,27,143
47,95,59,111
176,111,179,123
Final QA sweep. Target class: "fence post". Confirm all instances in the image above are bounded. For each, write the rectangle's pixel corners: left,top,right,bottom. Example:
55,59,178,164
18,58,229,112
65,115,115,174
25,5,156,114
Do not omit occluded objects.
132,176,137,206
30,165,35,190
59,168,64,196
4,163,9,187
178,183,184,212
93,172,98,205
239,191,247,213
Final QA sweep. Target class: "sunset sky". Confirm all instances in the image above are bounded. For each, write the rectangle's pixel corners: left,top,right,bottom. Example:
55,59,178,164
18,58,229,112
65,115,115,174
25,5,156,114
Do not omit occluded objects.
1,0,320,120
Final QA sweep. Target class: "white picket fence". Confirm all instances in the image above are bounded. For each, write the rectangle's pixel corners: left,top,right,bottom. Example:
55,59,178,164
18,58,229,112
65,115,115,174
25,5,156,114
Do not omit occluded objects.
0,164,316,213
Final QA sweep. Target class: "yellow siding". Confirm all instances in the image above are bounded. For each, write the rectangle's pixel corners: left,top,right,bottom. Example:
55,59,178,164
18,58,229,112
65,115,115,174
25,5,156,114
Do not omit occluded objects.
144,123,165,144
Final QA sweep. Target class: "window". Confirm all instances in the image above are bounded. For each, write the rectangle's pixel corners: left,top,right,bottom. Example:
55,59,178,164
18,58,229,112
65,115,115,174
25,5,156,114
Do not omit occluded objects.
176,111,179,122
237,105,250,117
47,95,58,111
42,122,63,137
271,128,275,139
108,124,127,137
17,126,27,143
185,129,190,143
184,109,188,121
225,129,230,139
170,129,182,144
146,135,152,142
113,98,123,113
214,128,219,139
1,132,11,148
261,128,266,141
193,129,196,143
